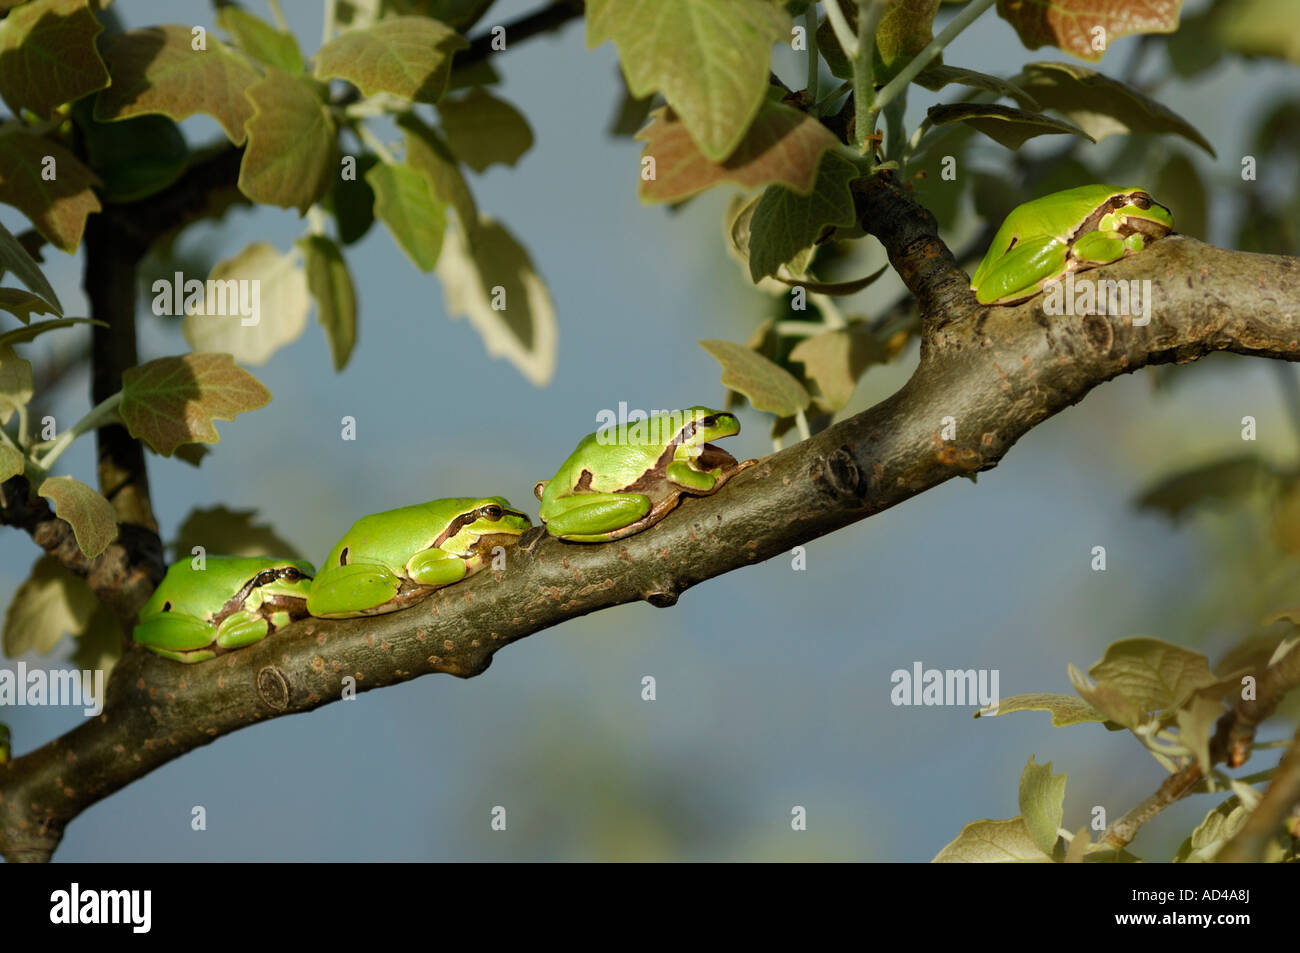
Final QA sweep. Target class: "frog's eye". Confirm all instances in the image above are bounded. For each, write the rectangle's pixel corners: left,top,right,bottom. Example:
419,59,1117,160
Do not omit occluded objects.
481,504,504,520
700,414,718,427
280,567,303,581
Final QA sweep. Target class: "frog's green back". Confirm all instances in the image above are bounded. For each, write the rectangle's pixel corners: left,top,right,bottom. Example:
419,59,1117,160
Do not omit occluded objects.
140,556,311,619
320,498,502,569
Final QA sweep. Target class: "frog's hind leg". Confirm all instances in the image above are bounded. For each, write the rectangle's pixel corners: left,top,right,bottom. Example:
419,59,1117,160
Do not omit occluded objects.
214,609,272,650
133,614,218,657
307,562,403,617
1070,229,1132,265
406,547,470,587
542,492,651,540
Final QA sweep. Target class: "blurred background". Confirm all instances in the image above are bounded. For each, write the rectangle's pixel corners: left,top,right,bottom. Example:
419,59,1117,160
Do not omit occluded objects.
3,0,1300,861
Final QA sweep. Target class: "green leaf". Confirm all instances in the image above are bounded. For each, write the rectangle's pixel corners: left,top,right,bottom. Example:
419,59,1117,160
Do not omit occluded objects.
699,338,810,417
367,160,447,272
436,87,534,173
1176,693,1225,776
772,266,889,296
1068,663,1146,730
995,0,1179,64
747,151,859,282
298,235,357,372
218,5,304,73
1166,6,1224,79
398,0,494,29
0,130,102,253
172,442,211,467
926,102,1094,150
70,604,123,684
0,443,23,481
1152,151,1208,241
914,65,1039,109
818,1,942,83
400,114,478,239
2,555,97,656
326,152,379,245
1135,454,1279,520
726,192,791,292
587,0,791,162
95,25,261,145
313,16,468,103
0,0,110,119
974,691,1107,727
238,70,337,213
0,344,32,425
1018,757,1066,856
0,217,61,315
816,13,852,79
932,817,1052,863
76,107,188,203
120,353,272,456
1214,0,1300,65
437,218,557,387
0,288,59,323
37,475,118,559
638,102,842,204
607,67,656,137
0,723,8,763
789,319,897,412
875,0,941,80
182,241,311,366
1175,795,1250,863
0,317,103,350
1087,638,1220,719
171,505,303,562
1015,62,1215,157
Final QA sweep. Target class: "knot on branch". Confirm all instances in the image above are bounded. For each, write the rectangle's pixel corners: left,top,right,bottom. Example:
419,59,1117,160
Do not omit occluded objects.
256,666,290,710
817,446,866,499
643,585,679,608
1083,313,1115,353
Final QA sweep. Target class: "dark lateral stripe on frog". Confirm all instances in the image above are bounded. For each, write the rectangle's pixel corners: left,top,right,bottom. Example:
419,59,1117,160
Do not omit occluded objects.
431,504,527,550
1067,191,1165,245
209,566,312,628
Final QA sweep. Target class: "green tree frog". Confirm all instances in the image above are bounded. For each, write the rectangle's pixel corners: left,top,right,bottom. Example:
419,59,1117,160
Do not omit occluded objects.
970,185,1174,305
306,497,532,618
133,557,316,663
535,406,754,542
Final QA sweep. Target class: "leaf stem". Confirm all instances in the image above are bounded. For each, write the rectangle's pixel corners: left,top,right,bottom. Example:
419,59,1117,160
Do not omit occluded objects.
354,122,398,165
37,392,123,472
810,292,848,329
268,0,288,31
823,0,858,58
814,79,853,116
871,0,997,117
805,8,819,102
794,408,811,441
854,0,886,151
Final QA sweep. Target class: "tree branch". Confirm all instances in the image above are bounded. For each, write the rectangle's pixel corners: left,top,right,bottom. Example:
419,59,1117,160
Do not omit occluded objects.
0,476,161,625
459,0,585,67
3,216,1297,859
